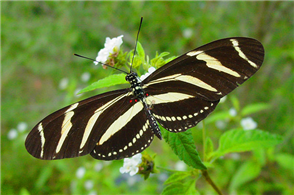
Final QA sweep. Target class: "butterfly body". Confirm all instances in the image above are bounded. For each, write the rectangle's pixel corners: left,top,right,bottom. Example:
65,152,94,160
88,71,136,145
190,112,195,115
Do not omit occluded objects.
25,37,264,161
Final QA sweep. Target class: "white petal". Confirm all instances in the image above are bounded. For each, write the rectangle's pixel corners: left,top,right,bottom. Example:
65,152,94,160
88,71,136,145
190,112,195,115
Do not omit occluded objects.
76,167,86,178
241,117,257,130
129,167,139,176
17,122,28,132
7,129,18,140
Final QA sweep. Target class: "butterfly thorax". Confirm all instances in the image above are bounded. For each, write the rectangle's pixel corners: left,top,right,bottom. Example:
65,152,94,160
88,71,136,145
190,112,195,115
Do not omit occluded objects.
125,72,145,100
125,72,162,140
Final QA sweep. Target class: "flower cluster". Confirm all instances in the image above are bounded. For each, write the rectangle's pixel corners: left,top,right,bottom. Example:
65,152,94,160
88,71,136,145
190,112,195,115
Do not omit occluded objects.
119,153,142,176
241,117,257,130
94,35,124,65
7,122,28,140
140,67,156,81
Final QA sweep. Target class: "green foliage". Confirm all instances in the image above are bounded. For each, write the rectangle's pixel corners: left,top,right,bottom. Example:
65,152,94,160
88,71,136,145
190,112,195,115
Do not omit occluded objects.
78,74,127,94
162,179,198,195
162,128,206,170
2,1,293,195
210,129,282,160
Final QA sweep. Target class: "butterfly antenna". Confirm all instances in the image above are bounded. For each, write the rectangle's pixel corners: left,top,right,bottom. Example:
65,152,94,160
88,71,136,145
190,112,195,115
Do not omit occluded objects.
130,17,143,73
74,53,129,74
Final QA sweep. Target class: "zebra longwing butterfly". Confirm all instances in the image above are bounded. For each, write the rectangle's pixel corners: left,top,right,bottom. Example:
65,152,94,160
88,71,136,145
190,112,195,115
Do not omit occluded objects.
25,36,264,160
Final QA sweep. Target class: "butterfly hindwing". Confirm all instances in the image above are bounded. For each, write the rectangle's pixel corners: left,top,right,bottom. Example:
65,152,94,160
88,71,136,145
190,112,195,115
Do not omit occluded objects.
90,108,154,160
146,93,219,132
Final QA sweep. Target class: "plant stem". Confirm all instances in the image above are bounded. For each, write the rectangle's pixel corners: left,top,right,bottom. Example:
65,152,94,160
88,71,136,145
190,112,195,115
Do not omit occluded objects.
201,169,223,195
202,121,206,162
156,166,179,173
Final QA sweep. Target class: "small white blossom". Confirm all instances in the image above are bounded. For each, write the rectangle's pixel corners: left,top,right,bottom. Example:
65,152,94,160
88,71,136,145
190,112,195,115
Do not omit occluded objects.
8,129,18,140
81,72,91,82
175,161,187,171
119,153,142,176
229,108,237,117
230,153,241,160
17,122,28,132
94,35,124,65
158,173,169,182
140,67,156,81
216,120,226,130
241,117,257,130
76,167,86,178
183,28,193,39
59,78,69,90
84,180,94,190
89,191,97,195
94,162,103,172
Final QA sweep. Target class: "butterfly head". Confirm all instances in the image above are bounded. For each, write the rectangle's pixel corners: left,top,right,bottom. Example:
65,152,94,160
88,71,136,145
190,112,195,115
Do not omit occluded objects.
125,72,139,83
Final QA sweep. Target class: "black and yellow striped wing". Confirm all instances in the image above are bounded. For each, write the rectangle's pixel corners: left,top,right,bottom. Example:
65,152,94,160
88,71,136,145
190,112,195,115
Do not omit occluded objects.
25,37,264,160
25,89,154,160
143,37,264,132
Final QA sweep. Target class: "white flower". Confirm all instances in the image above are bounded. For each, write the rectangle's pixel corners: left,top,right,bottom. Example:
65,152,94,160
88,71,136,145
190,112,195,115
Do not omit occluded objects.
89,191,97,195
230,153,241,160
8,129,18,140
94,162,103,172
183,28,193,39
119,153,142,176
175,161,187,171
59,78,69,90
241,117,257,130
17,122,28,132
81,72,91,82
229,108,237,117
84,180,94,190
216,120,226,130
94,35,124,65
76,167,86,178
140,67,156,81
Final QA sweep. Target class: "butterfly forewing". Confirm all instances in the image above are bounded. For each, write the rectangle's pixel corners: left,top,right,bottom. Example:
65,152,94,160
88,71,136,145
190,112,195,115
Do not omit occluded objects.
25,88,143,160
142,37,264,132
143,37,264,101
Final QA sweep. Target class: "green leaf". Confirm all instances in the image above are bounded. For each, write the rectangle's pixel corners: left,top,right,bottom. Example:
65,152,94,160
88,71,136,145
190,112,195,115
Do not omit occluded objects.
204,111,231,124
230,95,240,111
229,160,261,192
205,137,214,161
19,188,30,195
78,74,127,94
150,51,170,68
210,129,283,159
34,166,53,189
275,153,294,176
241,103,271,116
162,127,206,170
164,171,192,185
136,41,145,59
162,180,198,195
164,56,177,63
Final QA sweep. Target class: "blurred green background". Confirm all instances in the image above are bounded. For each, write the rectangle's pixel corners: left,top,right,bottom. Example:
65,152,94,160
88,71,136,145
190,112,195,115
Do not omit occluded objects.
2,1,293,194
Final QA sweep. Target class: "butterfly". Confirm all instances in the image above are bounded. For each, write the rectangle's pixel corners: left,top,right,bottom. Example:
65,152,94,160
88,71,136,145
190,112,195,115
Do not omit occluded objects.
25,35,264,161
